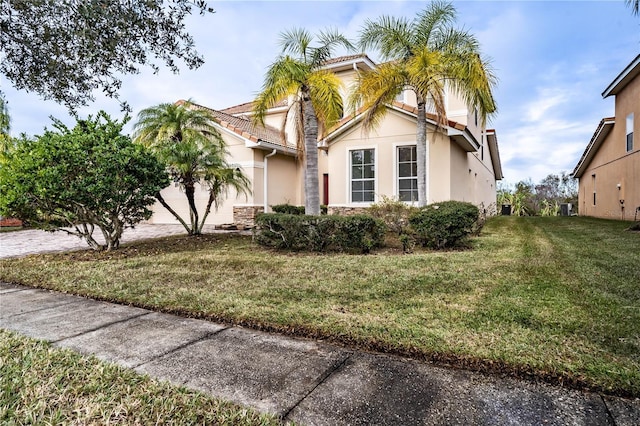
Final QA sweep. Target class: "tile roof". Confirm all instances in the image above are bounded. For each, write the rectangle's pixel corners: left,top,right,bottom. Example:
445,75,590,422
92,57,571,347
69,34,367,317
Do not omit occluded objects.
177,100,287,147
220,99,288,115
322,54,371,66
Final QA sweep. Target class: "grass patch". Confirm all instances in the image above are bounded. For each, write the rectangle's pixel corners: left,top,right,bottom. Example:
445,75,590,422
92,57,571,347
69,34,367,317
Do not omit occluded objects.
1,217,638,396
0,329,285,425
0,226,23,233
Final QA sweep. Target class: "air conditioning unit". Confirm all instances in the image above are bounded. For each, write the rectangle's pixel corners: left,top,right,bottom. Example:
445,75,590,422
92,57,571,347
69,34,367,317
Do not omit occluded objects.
560,203,573,216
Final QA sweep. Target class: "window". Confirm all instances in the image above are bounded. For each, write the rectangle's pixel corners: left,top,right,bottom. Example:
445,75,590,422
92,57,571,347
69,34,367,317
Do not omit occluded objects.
627,113,634,152
351,149,375,202
397,146,418,202
592,174,596,205
395,90,405,103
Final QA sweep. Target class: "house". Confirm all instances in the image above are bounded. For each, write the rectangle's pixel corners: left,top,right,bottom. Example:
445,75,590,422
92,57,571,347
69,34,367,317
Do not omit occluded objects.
147,55,503,226
573,55,639,221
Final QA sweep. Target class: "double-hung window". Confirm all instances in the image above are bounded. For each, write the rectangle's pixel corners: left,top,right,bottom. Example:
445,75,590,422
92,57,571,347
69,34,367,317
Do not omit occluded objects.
351,149,375,202
397,146,418,202
627,113,634,152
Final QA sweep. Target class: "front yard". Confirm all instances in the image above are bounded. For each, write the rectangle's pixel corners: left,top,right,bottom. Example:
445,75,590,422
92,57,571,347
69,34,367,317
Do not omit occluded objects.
1,216,638,396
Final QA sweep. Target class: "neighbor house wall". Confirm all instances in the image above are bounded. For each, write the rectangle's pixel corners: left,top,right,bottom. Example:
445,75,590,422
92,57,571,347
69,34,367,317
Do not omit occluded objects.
578,72,640,220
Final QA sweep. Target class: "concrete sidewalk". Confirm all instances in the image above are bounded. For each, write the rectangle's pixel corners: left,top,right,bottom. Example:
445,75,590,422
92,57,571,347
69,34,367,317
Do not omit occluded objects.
1,283,638,425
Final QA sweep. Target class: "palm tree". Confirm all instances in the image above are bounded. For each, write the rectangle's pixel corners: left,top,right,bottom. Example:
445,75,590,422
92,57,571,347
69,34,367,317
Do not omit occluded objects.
626,0,639,15
253,28,353,215
352,0,497,207
133,101,250,235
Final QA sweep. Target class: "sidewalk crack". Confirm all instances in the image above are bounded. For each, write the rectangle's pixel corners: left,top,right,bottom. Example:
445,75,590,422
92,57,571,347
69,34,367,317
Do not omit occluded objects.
281,352,353,422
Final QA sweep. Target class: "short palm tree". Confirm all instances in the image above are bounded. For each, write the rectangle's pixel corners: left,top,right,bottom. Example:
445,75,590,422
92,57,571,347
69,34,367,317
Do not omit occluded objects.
133,101,250,235
352,0,497,207
253,28,353,215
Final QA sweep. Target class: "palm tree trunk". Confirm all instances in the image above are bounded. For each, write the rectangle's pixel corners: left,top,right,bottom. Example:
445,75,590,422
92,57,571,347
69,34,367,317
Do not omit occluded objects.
156,191,192,234
302,87,321,215
184,180,199,234
416,98,428,207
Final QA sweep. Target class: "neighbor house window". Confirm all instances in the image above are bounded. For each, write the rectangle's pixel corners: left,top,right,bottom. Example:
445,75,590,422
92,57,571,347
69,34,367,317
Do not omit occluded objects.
397,146,417,202
351,148,375,202
627,113,634,152
592,174,596,205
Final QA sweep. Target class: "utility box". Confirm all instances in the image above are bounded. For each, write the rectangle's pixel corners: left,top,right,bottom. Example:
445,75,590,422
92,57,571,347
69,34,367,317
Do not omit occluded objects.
501,204,512,216
560,203,573,216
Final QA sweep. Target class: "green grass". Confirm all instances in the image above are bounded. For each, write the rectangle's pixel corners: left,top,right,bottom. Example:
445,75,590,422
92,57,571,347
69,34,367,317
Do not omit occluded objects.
1,216,638,396
0,329,285,425
0,226,23,233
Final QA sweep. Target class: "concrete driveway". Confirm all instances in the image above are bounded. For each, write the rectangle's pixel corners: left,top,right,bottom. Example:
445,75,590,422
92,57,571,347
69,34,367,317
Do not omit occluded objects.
0,224,221,259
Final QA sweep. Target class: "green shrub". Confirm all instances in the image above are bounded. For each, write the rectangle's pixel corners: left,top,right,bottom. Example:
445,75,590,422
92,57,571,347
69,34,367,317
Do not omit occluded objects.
409,201,479,249
271,204,328,215
254,213,386,253
368,196,417,235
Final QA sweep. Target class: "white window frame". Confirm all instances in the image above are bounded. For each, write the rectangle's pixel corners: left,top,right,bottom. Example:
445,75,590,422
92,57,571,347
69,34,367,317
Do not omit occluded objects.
394,143,418,203
626,113,634,152
348,146,377,204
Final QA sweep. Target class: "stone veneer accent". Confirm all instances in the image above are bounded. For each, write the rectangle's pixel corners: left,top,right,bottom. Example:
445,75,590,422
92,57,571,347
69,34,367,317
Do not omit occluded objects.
233,206,264,228
327,206,370,216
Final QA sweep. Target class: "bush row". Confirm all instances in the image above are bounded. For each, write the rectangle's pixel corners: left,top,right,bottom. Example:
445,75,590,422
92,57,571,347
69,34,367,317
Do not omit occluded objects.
271,204,328,215
254,213,386,253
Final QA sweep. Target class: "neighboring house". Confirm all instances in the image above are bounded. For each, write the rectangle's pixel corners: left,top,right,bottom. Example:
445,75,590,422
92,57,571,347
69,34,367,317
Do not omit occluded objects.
573,55,639,221
148,55,503,226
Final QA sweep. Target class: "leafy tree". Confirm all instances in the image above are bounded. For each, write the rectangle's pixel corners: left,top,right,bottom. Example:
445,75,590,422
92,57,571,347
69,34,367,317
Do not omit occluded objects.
253,28,353,215
0,112,169,250
133,101,250,235
352,0,497,207
0,0,214,109
0,93,9,154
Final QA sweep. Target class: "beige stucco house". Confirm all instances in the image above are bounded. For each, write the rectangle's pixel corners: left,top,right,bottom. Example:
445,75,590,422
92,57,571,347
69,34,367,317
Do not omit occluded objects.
148,55,503,226
573,55,639,221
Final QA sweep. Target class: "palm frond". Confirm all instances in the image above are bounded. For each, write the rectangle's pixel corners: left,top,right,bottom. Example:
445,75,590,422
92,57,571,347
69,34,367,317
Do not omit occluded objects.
252,56,305,126
311,27,355,67
279,27,312,61
307,70,344,130
413,0,456,48
350,62,407,133
358,16,413,60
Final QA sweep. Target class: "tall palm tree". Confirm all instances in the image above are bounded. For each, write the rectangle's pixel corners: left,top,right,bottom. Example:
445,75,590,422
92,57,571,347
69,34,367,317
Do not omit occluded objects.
133,101,250,235
626,0,639,15
352,0,497,207
253,28,353,215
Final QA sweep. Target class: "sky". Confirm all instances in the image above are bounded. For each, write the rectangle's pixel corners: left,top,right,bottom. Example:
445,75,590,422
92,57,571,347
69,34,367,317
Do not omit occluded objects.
1,0,639,185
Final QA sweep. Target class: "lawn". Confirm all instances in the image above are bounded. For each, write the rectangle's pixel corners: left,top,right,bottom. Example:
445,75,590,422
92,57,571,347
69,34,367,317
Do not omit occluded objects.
1,216,638,397
0,329,284,425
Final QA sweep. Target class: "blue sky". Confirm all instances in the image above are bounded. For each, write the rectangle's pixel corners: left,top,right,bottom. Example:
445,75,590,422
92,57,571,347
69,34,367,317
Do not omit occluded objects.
1,1,639,184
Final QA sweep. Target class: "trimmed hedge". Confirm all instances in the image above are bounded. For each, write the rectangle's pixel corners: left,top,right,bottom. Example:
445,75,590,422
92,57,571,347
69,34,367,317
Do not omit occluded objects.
254,213,386,253
271,204,328,215
409,201,479,249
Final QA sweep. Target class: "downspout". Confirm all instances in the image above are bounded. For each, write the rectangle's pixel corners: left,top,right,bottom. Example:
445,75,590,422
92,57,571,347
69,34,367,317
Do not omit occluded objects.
263,149,277,213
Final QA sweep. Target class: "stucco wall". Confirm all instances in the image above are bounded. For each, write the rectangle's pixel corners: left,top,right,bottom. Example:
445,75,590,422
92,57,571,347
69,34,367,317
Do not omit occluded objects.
578,75,640,220
324,110,418,206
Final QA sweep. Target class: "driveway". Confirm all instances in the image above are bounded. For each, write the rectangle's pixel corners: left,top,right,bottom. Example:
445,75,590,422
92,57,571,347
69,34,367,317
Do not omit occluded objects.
0,224,221,259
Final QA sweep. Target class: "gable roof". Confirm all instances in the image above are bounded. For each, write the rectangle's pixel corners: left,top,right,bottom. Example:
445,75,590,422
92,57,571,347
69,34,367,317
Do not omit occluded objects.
602,54,640,98
322,101,480,152
176,100,297,155
572,117,616,178
486,129,503,180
